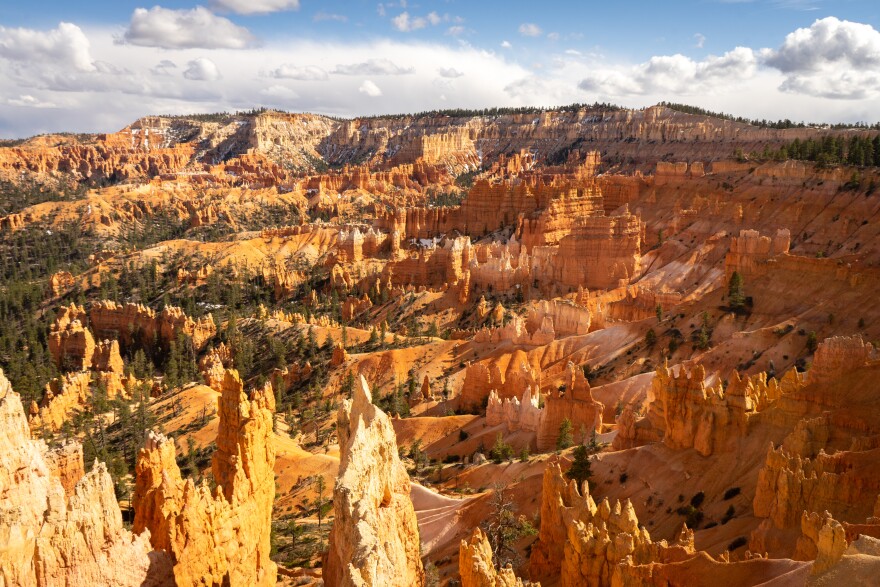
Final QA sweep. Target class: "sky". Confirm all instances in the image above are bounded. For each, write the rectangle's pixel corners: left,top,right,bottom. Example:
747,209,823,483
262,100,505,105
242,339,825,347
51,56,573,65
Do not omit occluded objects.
0,0,879,137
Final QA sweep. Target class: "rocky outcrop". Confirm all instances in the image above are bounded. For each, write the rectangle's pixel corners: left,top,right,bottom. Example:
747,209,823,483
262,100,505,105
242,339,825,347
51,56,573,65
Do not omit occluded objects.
460,353,539,411
459,527,534,587
537,362,604,451
0,369,174,586
92,339,124,373
331,343,350,367
486,387,542,433
28,371,92,434
199,343,233,389
48,316,95,371
530,462,696,586
753,443,880,530
615,362,803,456
48,270,75,297
133,369,277,586
324,375,424,587
724,229,790,278
89,301,216,351
806,335,876,387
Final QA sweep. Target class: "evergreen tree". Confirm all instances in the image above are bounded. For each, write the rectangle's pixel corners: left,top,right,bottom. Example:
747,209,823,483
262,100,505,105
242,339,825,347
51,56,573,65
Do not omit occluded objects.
728,271,745,310
556,418,574,450
566,445,593,487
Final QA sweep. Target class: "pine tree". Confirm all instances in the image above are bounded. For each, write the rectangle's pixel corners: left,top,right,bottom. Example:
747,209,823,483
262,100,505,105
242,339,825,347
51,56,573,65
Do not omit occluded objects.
728,271,745,310
556,418,574,450
566,445,593,487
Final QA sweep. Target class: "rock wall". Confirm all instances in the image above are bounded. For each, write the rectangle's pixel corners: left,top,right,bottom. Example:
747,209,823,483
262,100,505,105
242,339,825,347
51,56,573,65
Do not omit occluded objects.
0,369,174,586
133,369,277,586
324,375,424,587
89,300,216,351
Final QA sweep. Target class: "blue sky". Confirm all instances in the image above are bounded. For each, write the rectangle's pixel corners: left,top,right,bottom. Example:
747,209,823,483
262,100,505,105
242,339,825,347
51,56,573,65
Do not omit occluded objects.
1,0,879,137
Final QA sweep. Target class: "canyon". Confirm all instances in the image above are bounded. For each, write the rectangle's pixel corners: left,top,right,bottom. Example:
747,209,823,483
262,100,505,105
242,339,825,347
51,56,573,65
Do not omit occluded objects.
1,103,880,586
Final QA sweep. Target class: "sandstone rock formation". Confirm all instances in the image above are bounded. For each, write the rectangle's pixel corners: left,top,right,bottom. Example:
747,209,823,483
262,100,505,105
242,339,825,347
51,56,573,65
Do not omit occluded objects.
537,362,604,451
330,343,350,367
0,369,174,586
530,462,696,586
133,369,277,586
459,527,533,587
89,300,216,351
324,375,424,587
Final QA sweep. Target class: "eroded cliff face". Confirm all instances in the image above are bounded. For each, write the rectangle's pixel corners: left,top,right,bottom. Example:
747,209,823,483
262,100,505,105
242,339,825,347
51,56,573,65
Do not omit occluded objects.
133,369,277,586
324,375,424,587
0,369,174,586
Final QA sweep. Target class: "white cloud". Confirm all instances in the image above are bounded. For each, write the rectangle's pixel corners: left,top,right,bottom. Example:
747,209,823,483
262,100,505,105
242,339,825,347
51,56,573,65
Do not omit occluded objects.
268,64,329,80
392,12,426,32
392,11,452,32
358,80,382,97
4,18,880,140
314,12,348,22
209,0,300,15
438,67,464,78
260,84,299,100
122,7,255,50
547,32,560,41
578,47,757,95
7,94,57,108
183,58,222,81
447,26,465,36
763,17,880,99
0,22,95,72
333,58,414,75
501,40,512,49
695,33,706,48
519,23,542,37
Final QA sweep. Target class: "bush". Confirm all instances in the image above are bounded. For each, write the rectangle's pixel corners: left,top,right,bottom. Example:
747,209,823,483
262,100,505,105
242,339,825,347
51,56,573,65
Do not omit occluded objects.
619,472,629,484
690,491,705,508
723,487,741,500
722,505,736,524
728,536,748,551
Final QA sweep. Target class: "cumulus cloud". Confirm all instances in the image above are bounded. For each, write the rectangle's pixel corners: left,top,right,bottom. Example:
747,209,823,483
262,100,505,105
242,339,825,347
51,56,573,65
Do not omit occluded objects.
762,17,880,99
0,22,95,72
209,0,300,14
333,58,414,75
437,67,463,78
501,40,512,49
268,64,329,80
519,23,542,37
183,58,221,81
392,12,426,32
392,10,451,32
578,47,757,95
122,7,255,50
358,80,382,97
